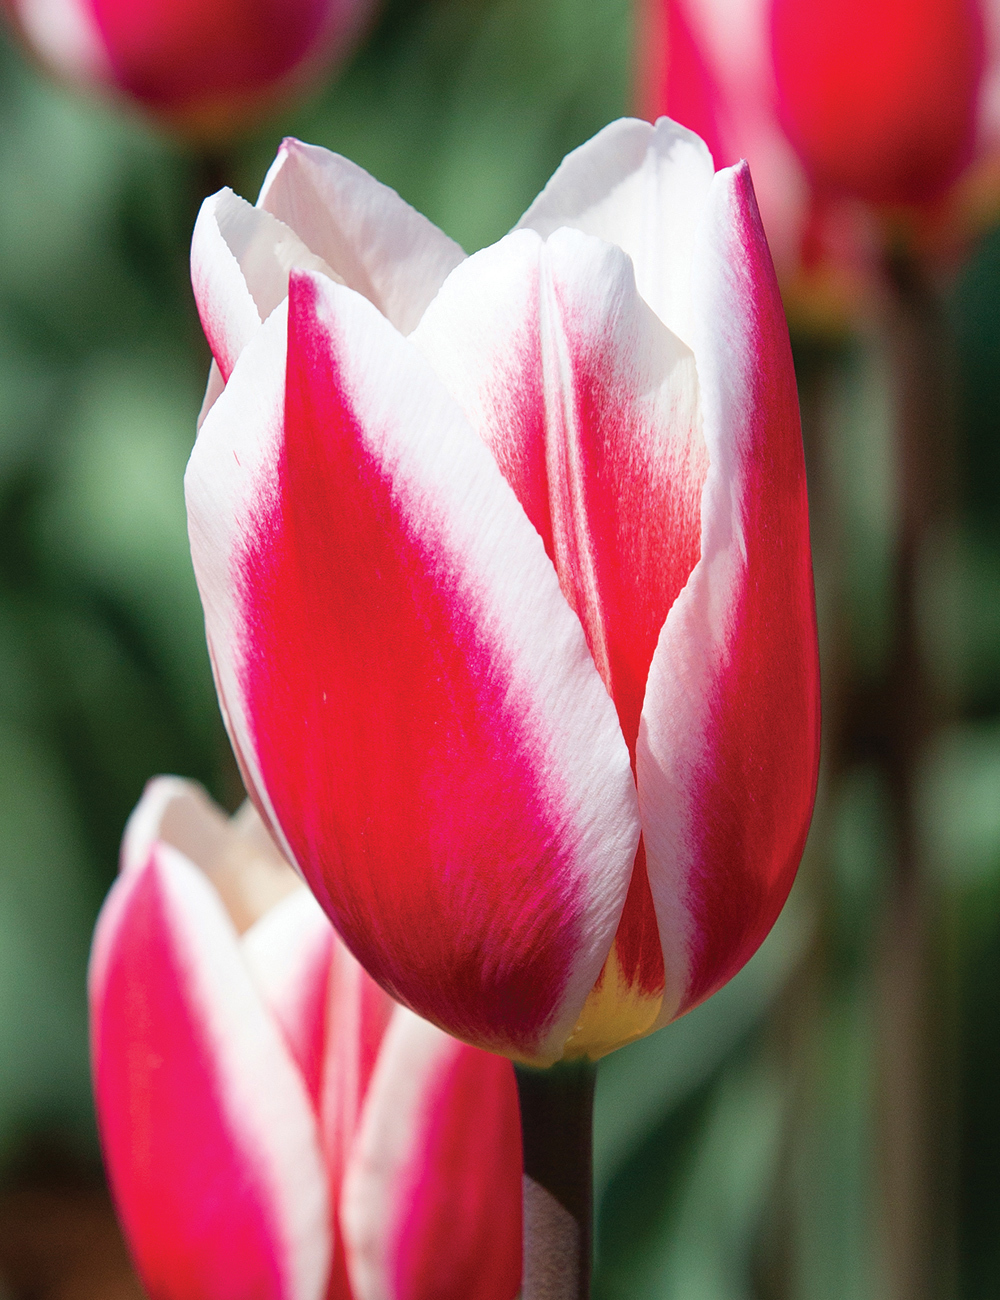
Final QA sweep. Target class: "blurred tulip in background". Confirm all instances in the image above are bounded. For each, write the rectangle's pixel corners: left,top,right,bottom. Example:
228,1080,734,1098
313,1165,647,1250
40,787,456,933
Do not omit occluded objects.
0,0,378,138
185,118,819,1068
90,777,522,1300
770,0,984,207
639,0,1000,316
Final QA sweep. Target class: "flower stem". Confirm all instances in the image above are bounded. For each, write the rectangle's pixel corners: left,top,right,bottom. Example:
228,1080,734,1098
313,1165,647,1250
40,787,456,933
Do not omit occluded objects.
875,243,954,1300
514,1059,596,1300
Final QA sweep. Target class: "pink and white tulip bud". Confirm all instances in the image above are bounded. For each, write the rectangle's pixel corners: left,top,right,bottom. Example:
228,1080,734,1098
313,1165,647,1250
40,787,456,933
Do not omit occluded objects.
186,118,820,1068
90,777,522,1300
1,0,376,139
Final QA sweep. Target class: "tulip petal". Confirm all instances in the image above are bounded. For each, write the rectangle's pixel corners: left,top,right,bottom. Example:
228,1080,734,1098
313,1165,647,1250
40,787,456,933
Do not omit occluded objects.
120,775,229,876
257,139,466,335
413,227,709,1043
90,845,330,1300
185,272,640,1062
318,942,395,1300
241,887,336,1106
637,162,820,1024
516,116,715,344
198,360,226,428
192,188,339,381
341,1008,522,1300
413,226,707,763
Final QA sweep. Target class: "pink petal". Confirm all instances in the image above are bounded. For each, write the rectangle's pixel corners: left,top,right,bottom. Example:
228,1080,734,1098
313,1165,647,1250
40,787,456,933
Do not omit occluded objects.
90,845,330,1300
185,273,640,1063
516,117,715,343
258,139,466,335
318,942,395,1300
120,776,228,876
644,0,811,277
413,226,707,766
637,162,820,1024
192,189,337,381
341,1009,522,1300
241,892,396,1300
241,887,337,1107
414,227,709,1004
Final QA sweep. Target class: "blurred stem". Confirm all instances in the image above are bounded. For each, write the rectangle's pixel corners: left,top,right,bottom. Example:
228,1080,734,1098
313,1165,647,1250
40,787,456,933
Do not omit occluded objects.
515,1059,596,1300
877,244,955,1300
192,146,234,204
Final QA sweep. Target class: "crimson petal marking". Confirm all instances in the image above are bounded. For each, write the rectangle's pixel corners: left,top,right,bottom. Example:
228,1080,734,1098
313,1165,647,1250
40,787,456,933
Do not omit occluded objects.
185,272,639,1062
90,846,330,1300
341,1009,522,1300
257,139,466,335
192,189,337,381
516,116,715,344
413,226,706,763
241,888,336,1108
413,227,707,996
638,162,820,1025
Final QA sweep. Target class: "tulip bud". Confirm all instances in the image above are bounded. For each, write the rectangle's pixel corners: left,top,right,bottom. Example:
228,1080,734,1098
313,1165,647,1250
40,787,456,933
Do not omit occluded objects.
770,0,985,206
91,778,522,1300
1,0,377,139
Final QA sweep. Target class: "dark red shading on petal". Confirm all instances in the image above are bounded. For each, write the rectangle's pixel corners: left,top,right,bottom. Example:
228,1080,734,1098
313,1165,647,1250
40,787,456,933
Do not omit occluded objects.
609,839,666,996
771,0,984,206
91,860,287,1300
415,230,708,998
394,1046,523,1300
644,163,820,1017
235,272,591,1058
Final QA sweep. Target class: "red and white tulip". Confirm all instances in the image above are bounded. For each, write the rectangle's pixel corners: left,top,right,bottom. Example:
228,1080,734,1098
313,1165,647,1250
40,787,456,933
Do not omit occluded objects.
90,777,522,1300
639,0,1000,293
1,0,376,138
186,118,820,1067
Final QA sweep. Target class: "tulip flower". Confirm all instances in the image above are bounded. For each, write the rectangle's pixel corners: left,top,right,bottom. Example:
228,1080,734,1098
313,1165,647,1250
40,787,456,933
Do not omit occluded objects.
90,776,522,1300
185,117,819,1069
770,0,984,208
1,0,376,138
639,0,1000,301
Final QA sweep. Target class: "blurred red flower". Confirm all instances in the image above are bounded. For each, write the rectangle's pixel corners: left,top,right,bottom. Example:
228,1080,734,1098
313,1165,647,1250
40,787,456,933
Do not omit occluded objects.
1,0,377,138
640,0,1000,320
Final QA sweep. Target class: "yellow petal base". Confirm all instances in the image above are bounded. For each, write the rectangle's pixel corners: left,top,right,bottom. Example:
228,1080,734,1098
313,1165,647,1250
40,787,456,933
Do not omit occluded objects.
560,944,664,1062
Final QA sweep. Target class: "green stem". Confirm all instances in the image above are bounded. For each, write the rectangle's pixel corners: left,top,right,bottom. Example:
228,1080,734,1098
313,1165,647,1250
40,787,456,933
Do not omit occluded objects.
515,1059,596,1300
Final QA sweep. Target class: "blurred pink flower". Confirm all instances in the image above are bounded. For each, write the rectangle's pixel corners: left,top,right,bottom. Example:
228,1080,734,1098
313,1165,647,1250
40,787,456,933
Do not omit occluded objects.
639,0,1000,318
1,0,376,138
184,119,819,1066
90,776,522,1300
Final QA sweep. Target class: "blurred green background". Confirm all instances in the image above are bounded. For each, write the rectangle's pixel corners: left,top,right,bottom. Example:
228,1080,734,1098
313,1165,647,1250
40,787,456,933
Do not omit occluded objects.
1,0,999,1295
